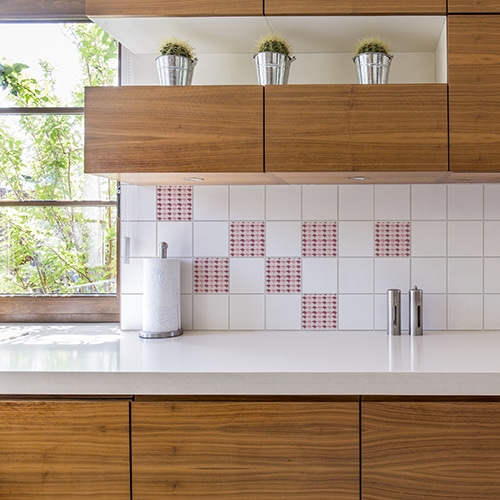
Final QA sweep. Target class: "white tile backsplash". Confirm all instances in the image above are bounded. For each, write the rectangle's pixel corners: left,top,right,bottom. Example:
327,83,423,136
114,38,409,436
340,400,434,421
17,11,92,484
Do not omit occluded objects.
120,184,500,332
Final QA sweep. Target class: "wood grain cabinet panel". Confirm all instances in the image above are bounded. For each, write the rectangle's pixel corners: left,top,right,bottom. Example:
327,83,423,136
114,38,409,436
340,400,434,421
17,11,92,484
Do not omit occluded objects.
86,0,262,17
362,399,500,500
0,400,130,498
449,16,500,172
265,84,448,174
85,86,264,176
265,0,445,15
448,0,500,13
0,0,85,19
131,400,359,499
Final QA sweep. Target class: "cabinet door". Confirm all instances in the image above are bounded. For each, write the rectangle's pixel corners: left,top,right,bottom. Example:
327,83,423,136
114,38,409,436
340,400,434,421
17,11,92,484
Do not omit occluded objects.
448,1,500,13
265,84,448,174
86,0,262,16
132,399,359,499
0,400,130,498
362,399,500,500
0,0,85,19
85,86,264,176
265,0,445,15
449,15,500,171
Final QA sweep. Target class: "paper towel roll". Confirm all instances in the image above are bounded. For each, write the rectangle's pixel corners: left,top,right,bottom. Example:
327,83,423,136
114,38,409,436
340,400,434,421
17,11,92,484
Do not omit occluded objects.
141,258,182,338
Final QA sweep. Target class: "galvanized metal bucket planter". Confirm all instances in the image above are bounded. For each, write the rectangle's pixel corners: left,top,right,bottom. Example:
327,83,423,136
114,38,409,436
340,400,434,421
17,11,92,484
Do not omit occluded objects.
353,52,393,84
156,54,197,86
254,52,296,85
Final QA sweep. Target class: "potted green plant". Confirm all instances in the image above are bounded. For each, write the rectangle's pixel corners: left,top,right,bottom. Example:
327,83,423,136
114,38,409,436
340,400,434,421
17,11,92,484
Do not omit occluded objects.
353,36,393,84
156,38,197,86
253,33,295,85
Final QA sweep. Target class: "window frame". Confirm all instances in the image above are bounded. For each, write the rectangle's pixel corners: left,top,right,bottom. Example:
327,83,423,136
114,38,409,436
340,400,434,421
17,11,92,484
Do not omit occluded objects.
0,3,120,322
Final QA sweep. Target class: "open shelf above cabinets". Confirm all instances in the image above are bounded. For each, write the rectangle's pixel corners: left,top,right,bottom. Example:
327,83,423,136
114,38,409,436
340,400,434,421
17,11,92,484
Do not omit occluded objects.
91,15,448,85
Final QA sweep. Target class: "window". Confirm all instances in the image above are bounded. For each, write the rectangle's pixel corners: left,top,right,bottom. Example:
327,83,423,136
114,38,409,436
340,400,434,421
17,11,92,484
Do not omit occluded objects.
0,21,119,321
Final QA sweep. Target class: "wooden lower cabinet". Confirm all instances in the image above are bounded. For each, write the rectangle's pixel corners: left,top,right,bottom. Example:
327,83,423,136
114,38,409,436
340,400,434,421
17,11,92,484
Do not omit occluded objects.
0,400,130,498
362,398,500,500
131,398,359,499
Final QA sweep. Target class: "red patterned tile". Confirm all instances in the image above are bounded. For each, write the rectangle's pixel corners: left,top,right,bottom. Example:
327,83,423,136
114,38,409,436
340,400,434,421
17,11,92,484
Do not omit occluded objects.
302,221,337,257
302,294,337,330
193,258,229,293
266,258,301,294
375,221,411,257
157,186,192,221
230,221,265,257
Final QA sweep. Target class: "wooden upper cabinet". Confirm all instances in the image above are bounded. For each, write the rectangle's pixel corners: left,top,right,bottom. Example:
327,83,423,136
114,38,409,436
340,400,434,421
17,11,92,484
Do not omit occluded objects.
85,86,264,177
265,0,445,15
265,84,448,174
132,399,359,499
448,0,500,13
0,0,85,20
363,399,500,500
0,400,130,498
85,0,263,17
448,16,500,172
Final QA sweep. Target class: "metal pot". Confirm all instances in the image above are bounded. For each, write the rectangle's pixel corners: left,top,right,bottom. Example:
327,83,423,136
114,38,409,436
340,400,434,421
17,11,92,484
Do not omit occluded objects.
254,52,296,85
353,52,393,84
156,54,197,86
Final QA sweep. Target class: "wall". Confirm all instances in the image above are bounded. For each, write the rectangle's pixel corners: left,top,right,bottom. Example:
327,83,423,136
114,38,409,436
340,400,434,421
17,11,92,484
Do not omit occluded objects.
120,183,500,332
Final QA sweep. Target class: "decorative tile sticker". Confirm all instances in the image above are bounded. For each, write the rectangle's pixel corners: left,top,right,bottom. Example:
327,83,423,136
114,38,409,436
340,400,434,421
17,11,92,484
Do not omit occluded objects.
157,186,193,221
194,258,229,293
375,221,411,257
266,258,301,294
302,294,337,330
302,221,337,257
230,221,266,257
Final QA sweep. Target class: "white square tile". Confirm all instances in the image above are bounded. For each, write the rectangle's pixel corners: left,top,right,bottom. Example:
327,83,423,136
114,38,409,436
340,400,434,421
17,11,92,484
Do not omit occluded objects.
120,258,144,294
338,295,374,330
266,295,301,330
302,258,337,293
447,221,483,257
375,185,410,220
180,294,193,330
127,222,157,258
302,185,338,220
485,185,500,220
422,294,447,330
485,221,500,257
374,258,410,294
229,258,265,294
484,295,500,330
120,184,157,221
157,221,193,258
193,295,229,330
193,222,228,257
338,185,374,220
230,295,265,330
448,258,483,293
338,221,374,257
411,185,447,220
229,186,265,220
338,258,373,293
180,259,193,294
120,294,143,330
447,184,483,220
193,186,229,220
448,294,483,330
411,258,447,293
374,293,409,332
484,258,500,293
266,185,301,220
411,222,446,257
266,221,301,256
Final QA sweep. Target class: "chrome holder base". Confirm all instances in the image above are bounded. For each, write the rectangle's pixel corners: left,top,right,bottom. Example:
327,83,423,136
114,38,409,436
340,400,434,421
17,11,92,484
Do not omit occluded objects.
140,329,183,339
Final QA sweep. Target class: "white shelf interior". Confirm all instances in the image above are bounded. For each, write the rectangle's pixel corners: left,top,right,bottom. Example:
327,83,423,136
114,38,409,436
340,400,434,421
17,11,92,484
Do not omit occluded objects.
92,15,447,85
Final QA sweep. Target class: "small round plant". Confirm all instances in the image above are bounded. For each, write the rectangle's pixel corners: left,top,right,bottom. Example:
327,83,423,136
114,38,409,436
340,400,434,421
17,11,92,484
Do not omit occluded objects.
355,36,391,56
159,38,196,60
255,33,292,57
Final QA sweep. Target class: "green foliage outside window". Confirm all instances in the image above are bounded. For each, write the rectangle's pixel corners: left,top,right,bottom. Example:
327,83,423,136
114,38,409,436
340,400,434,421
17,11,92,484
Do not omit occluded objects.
0,23,118,294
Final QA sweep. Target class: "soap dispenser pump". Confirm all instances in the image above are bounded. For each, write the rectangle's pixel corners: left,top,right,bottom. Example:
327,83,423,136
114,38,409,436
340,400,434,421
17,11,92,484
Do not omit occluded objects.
409,285,423,336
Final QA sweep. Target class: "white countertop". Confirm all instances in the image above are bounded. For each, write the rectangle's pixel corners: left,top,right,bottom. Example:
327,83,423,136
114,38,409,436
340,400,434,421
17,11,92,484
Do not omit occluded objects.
0,323,500,396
